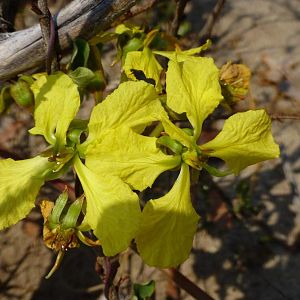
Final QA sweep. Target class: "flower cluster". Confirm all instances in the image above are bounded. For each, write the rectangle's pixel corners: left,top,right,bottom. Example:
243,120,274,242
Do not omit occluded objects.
0,47,279,268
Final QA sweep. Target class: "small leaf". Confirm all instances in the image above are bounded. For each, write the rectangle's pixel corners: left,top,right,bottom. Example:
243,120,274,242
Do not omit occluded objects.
70,39,90,69
68,67,96,88
133,281,155,299
0,86,12,113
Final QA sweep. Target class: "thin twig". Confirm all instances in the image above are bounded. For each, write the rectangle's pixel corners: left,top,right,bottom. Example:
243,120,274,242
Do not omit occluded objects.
31,0,59,74
117,0,160,23
199,0,226,41
170,0,189,36
271,114,300,121
162,268,215,300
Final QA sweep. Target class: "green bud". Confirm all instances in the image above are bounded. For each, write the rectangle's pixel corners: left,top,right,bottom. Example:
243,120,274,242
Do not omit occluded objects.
181,128,194,136
10,80,34,107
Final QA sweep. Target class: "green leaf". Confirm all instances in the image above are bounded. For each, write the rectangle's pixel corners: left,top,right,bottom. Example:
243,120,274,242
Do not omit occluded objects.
136,164,199,268
165,56,223,139
133,281,155,299
0,156,54,230
122,37,144,60
29,72,80,150
200,110,280,174
74,156,141,256
0,86,12,113
68,67,96,88
85,127,181,191
70,39,90,69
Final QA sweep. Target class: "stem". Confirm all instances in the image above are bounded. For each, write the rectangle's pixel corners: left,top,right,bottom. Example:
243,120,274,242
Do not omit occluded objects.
199,0,226,42
170,0,189,36
31,0,59,73
162,268,215,300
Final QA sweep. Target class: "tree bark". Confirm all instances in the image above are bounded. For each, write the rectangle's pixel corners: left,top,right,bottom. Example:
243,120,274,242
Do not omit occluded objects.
0,0,136,81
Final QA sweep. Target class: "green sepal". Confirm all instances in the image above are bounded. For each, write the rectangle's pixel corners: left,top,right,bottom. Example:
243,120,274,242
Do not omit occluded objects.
156,136,183,155
181,128,194,136
18,75,34,85
67,119,88,146
202,163,232,177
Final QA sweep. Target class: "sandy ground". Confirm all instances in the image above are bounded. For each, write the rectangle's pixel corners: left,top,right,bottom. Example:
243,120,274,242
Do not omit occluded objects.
1,0,300,299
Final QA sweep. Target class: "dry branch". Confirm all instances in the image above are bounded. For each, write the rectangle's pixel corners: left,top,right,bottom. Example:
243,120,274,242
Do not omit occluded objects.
0,0,137,81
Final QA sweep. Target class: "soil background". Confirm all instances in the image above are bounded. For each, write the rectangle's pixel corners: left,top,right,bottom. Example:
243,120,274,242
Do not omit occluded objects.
1,0,300,299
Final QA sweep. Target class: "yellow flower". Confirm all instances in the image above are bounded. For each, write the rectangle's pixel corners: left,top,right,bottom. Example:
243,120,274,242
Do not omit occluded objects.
134,53,279,268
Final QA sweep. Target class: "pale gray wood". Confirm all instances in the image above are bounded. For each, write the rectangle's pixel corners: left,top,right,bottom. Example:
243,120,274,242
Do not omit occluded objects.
0,0,136,80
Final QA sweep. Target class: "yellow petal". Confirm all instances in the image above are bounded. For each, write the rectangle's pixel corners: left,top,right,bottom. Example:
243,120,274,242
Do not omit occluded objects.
0,156,53,230
124,48,163,91
85,81,166,145
166,56,223,139
29,72,80,149
136,164,199,268
85,127,181,191
154,39,211,61
74,156,141,256
200,110,280,174
115,24,143,35
161,116,195,149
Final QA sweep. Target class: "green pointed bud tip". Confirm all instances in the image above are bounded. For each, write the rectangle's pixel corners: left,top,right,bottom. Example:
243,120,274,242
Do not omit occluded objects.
203,163,232,177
